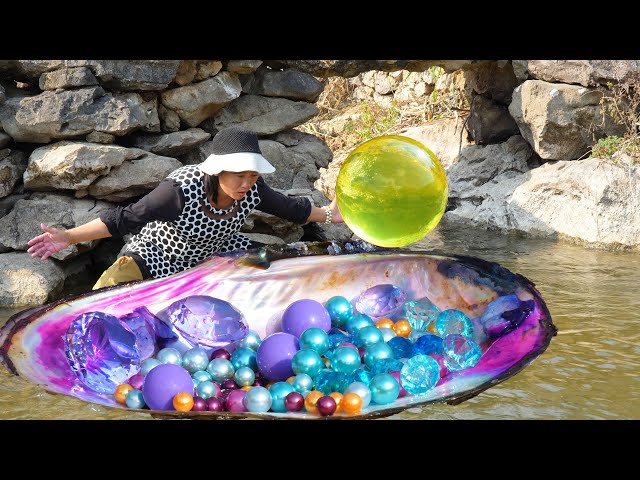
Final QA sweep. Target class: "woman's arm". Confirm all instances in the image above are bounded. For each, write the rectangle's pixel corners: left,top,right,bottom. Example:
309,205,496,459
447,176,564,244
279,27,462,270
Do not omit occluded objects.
27,218,112,261
305,196,344,224
256,178,344,224
27,178,186,260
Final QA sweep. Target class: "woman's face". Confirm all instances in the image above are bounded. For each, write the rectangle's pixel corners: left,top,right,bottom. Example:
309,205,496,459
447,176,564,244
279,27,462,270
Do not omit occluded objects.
217,171,260,200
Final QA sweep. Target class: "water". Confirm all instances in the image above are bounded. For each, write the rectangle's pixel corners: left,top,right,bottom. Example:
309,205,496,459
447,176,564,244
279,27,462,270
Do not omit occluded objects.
1,222,639,420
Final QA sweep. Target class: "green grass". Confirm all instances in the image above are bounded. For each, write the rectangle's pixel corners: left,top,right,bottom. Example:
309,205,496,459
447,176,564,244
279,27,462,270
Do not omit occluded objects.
590,135,640,161
344,101,401,142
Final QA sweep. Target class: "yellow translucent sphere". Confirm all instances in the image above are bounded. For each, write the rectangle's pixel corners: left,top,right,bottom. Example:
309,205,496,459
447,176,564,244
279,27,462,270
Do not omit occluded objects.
336,135,448,247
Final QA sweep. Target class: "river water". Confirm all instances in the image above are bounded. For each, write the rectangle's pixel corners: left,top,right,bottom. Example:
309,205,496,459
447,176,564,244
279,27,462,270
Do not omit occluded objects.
1,222,639,420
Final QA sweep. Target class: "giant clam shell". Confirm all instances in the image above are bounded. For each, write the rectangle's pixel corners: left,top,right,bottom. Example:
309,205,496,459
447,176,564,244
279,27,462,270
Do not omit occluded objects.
0,240,556,419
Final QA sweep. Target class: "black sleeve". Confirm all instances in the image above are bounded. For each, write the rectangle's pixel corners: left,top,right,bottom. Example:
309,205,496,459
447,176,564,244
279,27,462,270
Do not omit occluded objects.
99,178,186,237
255,177,312,224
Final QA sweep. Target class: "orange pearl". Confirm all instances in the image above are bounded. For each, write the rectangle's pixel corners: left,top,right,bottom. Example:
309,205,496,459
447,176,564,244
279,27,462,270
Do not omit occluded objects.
241,385,253,391
286,376,296,384
304,390,324,414
329,392,343,413
172,392,195,412
375,318,394,329
427,322,437,334
392,319,412,338
342,392,363,414
114,383,134,404
323,357,331,368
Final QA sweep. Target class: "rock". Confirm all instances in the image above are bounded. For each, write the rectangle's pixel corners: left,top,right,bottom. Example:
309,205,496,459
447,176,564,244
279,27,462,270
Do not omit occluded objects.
0,87,149,143
467,95,519,144
526,60,640,87
0,150,27,198
85,131,116,144
0,252,66,307
38,67,98,90
129,128,210,156
159,104,181,132
160,72,242,127
258,139,321,190
226,60,263,74
509,80,624,160
243,66,324,102
214,95,319,135
194,61,223,81
65,60,181,90
174,61,197,86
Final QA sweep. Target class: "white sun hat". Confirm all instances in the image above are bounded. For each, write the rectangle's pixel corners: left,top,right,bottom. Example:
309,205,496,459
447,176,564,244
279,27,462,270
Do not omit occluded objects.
199,127,275,175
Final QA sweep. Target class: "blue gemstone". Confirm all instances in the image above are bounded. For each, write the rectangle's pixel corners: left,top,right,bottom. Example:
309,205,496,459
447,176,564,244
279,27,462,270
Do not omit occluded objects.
400,354,440,395
350,368,373,386
368,358,404,376
403,297,440,332
443,334,482,371
435,309,474,338
387,336,413,359
411,333,444,357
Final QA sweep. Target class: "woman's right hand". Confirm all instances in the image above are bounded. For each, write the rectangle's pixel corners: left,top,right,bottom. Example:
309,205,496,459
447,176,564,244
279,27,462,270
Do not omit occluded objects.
27,223,72,260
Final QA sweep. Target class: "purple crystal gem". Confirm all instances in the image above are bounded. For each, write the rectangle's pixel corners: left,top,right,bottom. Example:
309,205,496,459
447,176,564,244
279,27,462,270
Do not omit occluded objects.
63,311,141,394
156,296,249,351
355,284,407,321
119,306,178,360
478,295,535,338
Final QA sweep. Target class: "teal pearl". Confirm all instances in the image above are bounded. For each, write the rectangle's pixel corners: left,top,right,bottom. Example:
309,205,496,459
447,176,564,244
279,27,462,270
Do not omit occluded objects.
299,328,331,356
331,346,361,374
379,327,397,342
268,381,296,413
346,313,374,335
236,330,262,351
234,366,256,387
345,381,372,408
325,296,354,328
206,358,235,383
364,342,395,369
291,349,324,378
191,370,213,386
156,347,182,365
354,325,384,348
291,373,314,394
369,373,400,405
125,389,146,409
196,380,219,399
181,347,210,373
140,358,161,375
243,386,272,412
230,347,258,371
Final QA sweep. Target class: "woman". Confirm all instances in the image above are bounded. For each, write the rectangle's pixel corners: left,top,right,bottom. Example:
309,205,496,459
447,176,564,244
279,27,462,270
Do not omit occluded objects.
27,127,344,289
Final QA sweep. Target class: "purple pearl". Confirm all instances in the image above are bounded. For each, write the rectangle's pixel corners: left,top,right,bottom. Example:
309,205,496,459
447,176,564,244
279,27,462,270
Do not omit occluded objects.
338,342,358,351
206,397,224,412
316,396,337,416
128,373,145,390
192,396,207,411
225,389,247,412
358,347,366,360
210,348,231,361
284,392,304,412
253,378,267,387
222,378,237,390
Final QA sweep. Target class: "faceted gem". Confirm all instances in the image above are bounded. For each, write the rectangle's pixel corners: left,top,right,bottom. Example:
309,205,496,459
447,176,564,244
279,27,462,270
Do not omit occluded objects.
387,336,413,359
156,295,248,350
400,354,440,395
411,333,444,357
478,295,535,338
355,284,407,321
368,358,404,376
435,309,474,338
443,334,482,371
119,306,179,360
403,297,441,332
63,311,141,394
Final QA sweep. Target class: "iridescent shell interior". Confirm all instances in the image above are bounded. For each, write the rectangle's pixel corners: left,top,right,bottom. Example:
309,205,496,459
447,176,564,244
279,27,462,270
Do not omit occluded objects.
0,241,556,419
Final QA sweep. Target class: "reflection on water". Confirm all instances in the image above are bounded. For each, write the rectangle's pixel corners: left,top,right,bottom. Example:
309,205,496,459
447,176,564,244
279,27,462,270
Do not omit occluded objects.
1,221,639,420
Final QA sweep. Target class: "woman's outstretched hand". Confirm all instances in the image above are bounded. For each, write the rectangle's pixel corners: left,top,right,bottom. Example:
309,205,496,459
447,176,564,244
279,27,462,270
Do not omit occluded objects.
329,197,344,224
27,223,72,260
